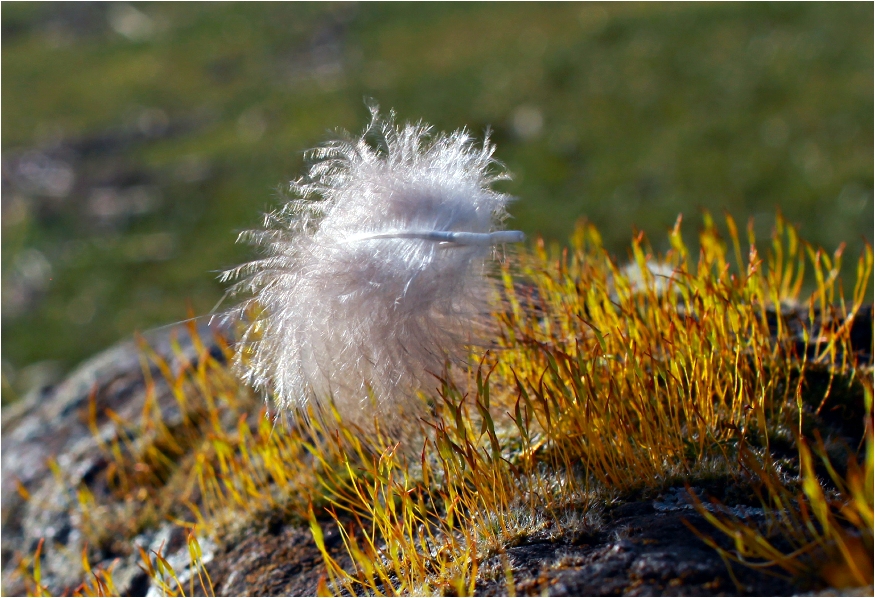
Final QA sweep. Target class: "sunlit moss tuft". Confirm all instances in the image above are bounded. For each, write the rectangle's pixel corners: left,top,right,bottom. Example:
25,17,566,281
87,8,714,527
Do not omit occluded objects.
14,212,872,596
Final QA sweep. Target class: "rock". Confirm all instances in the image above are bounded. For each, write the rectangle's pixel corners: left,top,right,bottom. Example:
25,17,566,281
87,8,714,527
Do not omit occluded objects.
476,499,798,597
1,321,232,596
206,519,346,597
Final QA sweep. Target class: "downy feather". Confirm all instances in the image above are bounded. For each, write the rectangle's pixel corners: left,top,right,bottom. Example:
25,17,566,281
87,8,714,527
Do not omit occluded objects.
223,107,523,430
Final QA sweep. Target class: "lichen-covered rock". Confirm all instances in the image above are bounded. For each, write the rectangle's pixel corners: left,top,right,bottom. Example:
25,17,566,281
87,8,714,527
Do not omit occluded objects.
1,322,232,595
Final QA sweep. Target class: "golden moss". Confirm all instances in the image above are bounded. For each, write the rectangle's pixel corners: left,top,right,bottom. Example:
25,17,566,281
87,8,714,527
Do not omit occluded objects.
14,212,872,596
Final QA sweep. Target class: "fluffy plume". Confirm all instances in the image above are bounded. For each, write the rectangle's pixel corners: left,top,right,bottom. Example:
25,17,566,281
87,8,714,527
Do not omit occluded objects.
223,107,523,429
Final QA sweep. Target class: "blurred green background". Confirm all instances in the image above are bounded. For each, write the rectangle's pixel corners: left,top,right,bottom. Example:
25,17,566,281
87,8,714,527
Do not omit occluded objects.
2,2,872,401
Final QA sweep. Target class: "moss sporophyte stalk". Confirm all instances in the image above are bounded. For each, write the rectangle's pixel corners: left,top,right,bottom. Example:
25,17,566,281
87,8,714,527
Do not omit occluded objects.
12,113,873,596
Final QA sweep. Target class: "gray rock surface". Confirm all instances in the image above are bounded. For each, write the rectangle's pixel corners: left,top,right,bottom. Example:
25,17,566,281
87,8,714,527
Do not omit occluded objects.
1,321,233,595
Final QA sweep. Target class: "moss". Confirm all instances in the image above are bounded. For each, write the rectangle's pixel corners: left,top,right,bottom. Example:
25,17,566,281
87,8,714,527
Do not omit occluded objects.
14,213,873,596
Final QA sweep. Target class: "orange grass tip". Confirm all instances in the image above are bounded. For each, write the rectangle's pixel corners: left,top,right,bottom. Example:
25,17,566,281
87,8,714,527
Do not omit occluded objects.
222,106,524,428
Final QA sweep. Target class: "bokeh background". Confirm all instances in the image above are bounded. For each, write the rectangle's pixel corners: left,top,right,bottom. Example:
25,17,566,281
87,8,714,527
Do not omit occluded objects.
2,2,872,402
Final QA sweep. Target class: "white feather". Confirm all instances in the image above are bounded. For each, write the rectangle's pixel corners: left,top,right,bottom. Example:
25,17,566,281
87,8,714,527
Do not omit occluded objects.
223,107,523,429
